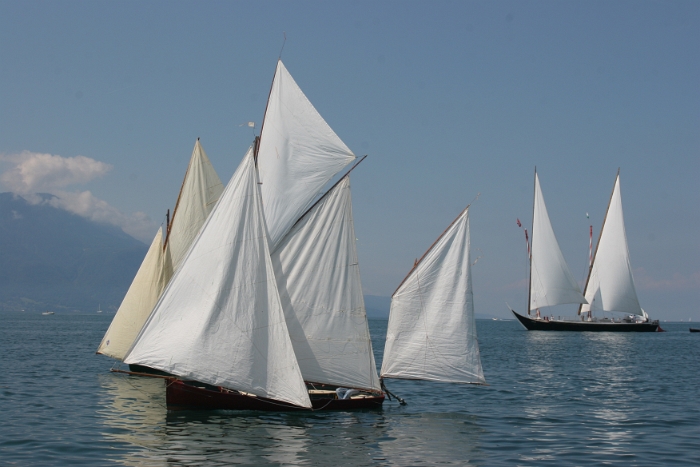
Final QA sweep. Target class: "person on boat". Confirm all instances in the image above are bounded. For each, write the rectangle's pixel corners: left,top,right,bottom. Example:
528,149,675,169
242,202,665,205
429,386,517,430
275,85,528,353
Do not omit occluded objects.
535,308,541,319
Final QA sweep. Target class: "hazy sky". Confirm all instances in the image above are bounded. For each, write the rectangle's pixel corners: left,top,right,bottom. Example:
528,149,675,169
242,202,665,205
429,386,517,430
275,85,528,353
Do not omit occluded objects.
1,1,698,320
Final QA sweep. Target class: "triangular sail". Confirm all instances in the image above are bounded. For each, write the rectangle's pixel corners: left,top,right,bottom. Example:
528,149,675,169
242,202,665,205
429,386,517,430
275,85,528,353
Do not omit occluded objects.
271,177,380,392
97,139,222,361
530,173,587,310
580,174,642,316
165,139,224,273
124,147,311,409
257,60,356,249
381,206,485,384
96,228,171,360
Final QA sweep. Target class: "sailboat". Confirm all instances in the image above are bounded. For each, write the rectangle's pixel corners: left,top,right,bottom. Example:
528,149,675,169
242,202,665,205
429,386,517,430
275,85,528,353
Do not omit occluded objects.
381,204,486,387
511,170,660,331
97,304,102,313
96,139,224,367
123,60,384,411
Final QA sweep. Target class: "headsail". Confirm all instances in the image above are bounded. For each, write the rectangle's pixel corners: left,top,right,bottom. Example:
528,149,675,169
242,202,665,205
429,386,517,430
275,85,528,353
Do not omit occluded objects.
381,206,485,384
97,139,223,361
580,174,643,316
272,176,381,392
257,60,356,249
164,139,224,273
530,172,587,310
96,227,171,360
124,146,311,409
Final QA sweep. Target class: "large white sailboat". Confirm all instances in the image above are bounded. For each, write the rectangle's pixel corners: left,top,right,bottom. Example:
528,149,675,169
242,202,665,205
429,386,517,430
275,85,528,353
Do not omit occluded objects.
512,170,660,331
96,139,224,363
381,204,486,388
123,60,384,410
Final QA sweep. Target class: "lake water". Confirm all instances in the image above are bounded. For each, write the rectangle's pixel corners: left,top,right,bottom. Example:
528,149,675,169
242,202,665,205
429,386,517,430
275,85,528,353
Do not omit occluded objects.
1,313,698,466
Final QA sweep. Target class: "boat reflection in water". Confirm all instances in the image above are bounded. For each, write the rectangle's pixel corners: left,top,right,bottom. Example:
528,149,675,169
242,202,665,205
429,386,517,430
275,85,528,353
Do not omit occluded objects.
98,373,386,466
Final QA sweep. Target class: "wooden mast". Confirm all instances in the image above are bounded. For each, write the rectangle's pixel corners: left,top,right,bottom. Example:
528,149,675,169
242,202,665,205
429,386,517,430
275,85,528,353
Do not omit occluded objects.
527,168,536,316
577,168,620,316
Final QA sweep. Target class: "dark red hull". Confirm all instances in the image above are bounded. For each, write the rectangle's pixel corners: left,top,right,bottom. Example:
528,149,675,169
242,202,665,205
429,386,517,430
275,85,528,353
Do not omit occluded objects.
511,310,660,332
165,379,385,411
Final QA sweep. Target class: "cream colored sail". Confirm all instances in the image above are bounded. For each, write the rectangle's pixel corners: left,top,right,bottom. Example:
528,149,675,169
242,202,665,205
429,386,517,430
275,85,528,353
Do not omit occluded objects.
381,206,485,384
530,173,587,310
257,60,356,249
164,139,224,273
271,176,380,392
124,147,311,409
97,139,223,361
580,174,643,316
96,228,171,360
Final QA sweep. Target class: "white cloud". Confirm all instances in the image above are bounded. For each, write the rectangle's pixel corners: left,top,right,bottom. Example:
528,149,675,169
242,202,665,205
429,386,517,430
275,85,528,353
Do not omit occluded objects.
0,151,112,193
0,151,156,242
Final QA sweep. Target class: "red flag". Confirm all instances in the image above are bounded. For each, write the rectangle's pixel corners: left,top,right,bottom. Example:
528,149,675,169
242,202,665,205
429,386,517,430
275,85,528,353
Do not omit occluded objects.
516,218,522,228
524,229,529,242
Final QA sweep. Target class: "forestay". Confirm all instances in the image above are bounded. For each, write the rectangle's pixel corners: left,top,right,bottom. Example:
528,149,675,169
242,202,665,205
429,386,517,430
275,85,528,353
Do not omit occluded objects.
530,173,587,310
271,177,381,392
381,206,485,384
257,60,356,249
97,228,171,360
165,139,224,273
581,175,642,316
124,147,311,409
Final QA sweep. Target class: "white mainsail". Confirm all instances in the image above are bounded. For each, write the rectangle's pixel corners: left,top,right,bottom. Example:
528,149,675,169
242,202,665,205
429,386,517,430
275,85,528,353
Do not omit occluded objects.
381,206,485,384
164,139,224,273
96,227,171,360
124,147,311,409
580,174,643,316
530,172,587,310
97,139,223,361
272,176,381,392
257,60,356,249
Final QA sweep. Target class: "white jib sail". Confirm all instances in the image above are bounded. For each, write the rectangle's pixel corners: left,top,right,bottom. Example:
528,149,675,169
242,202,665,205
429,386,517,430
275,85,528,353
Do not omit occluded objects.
124,146,311,409
257,60,356,249
581,175,643,316
530,173,587,310
381,206,486,384
271,177,381,392
96,227,171,360
165,139,224,273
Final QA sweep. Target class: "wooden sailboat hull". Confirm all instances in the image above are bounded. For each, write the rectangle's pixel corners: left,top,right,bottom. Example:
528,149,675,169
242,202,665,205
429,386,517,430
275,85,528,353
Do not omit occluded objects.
165,379,385,411
511,310,660,332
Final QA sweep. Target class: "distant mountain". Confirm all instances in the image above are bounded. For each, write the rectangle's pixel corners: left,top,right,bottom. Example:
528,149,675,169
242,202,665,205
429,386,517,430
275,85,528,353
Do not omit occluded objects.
0,192,147,313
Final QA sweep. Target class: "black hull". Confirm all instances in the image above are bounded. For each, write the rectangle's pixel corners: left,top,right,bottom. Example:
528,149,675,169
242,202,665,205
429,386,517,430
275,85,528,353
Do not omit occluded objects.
511,310,660,332
165,379,385,412
690,328,700,333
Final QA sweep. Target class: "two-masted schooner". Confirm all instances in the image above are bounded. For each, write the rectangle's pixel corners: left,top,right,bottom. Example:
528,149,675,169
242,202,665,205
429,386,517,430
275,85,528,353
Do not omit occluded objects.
511,170,660,332
122,60,385,410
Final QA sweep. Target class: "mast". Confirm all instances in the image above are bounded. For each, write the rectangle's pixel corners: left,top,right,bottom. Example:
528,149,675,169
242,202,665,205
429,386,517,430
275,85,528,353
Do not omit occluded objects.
254,60,279,165
578,168,619,316
527,168,536,316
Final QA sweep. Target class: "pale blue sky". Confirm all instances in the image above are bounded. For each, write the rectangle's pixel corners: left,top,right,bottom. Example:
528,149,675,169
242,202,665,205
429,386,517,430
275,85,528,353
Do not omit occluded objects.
1,1,698,319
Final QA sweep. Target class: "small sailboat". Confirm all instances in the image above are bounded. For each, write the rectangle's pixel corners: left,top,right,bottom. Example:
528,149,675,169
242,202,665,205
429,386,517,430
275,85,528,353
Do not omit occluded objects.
97,139,224,368
381,204,486,388
123,60,384,411
512,170,660,332
42,310,55,315
97,304,102,313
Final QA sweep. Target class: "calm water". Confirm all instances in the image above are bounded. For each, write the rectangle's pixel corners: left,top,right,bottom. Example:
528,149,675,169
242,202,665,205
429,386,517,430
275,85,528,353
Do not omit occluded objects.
1,313,698,466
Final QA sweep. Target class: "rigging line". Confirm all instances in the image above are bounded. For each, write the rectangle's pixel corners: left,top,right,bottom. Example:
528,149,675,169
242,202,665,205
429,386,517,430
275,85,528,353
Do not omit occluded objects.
278,32,287,60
